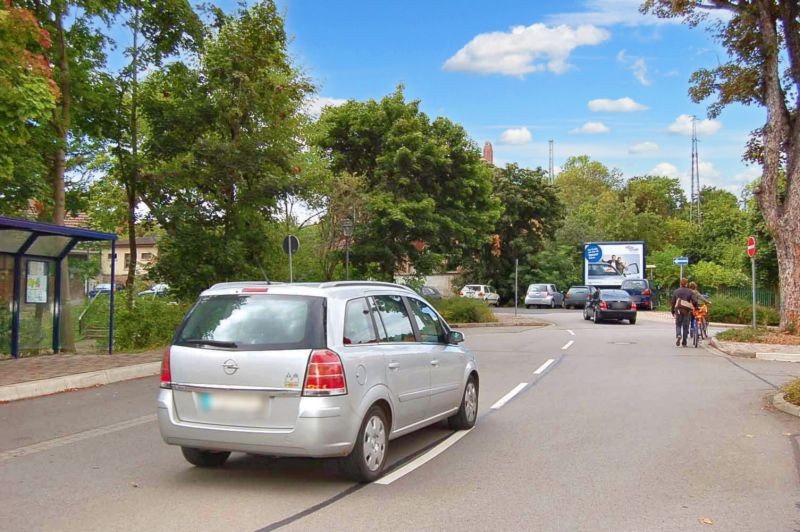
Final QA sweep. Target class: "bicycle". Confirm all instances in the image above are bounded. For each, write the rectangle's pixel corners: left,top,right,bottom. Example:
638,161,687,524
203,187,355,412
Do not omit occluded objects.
690,304,709,347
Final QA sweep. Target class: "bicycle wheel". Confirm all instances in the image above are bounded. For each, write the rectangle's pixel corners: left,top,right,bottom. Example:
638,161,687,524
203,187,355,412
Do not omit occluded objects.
702,319,709,339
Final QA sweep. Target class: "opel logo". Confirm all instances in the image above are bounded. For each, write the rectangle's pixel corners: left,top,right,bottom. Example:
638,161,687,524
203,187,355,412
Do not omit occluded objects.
222,359,239,375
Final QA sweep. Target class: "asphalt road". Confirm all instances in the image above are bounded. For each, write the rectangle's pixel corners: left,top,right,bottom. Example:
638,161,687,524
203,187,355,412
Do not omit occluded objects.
1,310,799,531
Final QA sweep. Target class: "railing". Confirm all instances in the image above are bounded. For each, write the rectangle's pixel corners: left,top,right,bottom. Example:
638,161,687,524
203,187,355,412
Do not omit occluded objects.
652,286,779,308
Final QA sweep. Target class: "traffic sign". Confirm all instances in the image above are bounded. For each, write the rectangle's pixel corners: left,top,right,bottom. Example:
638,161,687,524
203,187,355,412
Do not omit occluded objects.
747,235,756,257
673,256,689,266
584,244,602,263
282,235,299,255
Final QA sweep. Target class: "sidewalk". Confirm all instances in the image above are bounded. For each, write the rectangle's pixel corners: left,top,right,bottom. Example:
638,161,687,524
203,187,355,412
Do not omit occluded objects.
0,351,163,402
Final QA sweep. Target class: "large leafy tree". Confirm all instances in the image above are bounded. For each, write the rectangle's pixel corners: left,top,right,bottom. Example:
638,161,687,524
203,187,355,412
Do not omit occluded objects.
139,0,312,298
315,87,501,280
642,0,800,331
0,2,57,210
469,164,563,300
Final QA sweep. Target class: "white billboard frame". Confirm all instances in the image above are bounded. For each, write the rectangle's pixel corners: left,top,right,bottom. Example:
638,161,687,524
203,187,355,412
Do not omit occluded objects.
584,241,646,288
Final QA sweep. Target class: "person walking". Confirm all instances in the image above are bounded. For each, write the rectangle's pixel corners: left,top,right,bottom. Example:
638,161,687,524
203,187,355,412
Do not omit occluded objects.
671,278,697,347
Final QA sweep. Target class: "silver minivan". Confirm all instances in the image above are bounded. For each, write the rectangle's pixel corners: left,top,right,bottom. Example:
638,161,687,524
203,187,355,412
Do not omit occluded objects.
157,281,478,482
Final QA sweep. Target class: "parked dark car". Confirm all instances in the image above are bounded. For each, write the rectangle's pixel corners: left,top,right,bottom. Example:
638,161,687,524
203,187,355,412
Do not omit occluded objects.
418,286,442,300
620,279,653,310
583,289,637,324
563,285,593,309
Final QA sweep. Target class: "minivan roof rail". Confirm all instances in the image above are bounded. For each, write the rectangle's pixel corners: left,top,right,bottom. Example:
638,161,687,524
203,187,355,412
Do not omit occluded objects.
318,281,417,292
208,281,285,290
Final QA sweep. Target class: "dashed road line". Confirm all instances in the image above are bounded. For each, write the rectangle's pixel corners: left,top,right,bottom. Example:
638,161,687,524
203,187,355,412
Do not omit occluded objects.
490,383,528,410
0,414,156,463
567,329,575,336
374,429,473,485
561,340,574,350
534,358,556,374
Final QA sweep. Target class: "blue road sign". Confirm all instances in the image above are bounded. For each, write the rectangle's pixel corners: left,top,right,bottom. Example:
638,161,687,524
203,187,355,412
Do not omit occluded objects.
673,256,689,266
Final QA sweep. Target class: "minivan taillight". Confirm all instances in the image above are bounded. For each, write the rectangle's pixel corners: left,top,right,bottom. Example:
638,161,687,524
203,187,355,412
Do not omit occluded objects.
599,301,608,310
303,349,347,396
642,289,651,296
160,347,172,389
631,302,637,310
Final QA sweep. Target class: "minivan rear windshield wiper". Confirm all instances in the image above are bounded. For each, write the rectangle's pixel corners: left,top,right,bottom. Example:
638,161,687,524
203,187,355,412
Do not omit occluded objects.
181,339,239,348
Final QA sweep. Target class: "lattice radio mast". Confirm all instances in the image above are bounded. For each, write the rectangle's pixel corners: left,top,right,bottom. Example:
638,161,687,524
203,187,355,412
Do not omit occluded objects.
548,139,554,183
690,116,702,224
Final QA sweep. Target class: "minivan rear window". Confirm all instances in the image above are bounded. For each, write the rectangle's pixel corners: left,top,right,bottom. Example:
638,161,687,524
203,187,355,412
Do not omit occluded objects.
622,280,648,289
175,294,325,350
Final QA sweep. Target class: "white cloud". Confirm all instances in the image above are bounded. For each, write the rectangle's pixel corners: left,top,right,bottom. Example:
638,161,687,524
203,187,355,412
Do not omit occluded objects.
629,141,659,154
304,96,347,118
698,161,721,180
588,97,648,112
733,166,762,183
499,126,533,144
650,162,680,178
617,50,651,86
442,23,610,76
571,121,610,134
668,114,722,136
547,0,669,27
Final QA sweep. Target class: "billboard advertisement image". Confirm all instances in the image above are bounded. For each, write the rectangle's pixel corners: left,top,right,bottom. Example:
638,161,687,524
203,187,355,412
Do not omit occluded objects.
584,241,646,287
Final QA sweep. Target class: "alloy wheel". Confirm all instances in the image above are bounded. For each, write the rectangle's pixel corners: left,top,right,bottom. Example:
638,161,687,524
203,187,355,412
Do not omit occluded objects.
362,415,386,472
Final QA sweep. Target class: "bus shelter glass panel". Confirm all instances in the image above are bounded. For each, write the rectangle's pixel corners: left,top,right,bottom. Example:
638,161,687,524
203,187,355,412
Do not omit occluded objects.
0,230,30,254
28,235,73,257
18,257,55,355
0,255,13,355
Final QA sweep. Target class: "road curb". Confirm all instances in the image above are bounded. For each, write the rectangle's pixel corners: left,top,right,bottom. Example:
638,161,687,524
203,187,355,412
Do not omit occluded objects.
756,352,800,362
708,337,755,358
0,362,160,403
452,320,549,329
772,392,800,418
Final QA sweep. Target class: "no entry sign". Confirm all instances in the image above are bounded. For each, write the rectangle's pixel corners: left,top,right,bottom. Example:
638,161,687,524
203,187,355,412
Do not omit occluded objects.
747,235,756,257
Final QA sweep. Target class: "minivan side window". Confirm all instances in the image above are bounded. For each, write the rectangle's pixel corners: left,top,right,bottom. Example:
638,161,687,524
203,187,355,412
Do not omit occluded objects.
343,298,378,345
373,295,416,342
408,298,445,343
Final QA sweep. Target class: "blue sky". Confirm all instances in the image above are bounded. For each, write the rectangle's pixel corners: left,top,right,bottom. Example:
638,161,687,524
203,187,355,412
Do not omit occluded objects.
276,0,764,198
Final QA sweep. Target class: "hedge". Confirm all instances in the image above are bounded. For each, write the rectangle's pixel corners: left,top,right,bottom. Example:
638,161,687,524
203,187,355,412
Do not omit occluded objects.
706,295,779,326
432,297,497,324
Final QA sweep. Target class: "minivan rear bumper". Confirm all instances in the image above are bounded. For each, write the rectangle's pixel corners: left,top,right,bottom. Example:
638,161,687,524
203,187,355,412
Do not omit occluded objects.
157,389,358,458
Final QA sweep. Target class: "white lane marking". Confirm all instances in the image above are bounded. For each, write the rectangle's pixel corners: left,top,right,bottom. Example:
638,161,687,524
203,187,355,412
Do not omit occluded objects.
490,382,528,410
561,340,574,350
0,414,156,463
534,358,556,375
376,429,473,485
567,329,575,336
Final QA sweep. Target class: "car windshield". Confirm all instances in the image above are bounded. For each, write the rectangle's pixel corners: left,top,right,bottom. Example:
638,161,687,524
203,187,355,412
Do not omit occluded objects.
622,280,648,289
600,290,631,300
175,294,325,350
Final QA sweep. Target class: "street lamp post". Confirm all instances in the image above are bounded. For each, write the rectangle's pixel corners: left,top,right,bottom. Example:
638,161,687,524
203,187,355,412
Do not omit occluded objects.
342,218,354,280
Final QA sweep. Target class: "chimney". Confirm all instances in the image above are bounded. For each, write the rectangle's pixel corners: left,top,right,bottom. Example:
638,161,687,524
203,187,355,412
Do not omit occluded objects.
482,141,493,165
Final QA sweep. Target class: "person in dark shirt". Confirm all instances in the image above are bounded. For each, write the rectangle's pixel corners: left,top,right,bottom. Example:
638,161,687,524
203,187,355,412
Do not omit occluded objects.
671,278,698,347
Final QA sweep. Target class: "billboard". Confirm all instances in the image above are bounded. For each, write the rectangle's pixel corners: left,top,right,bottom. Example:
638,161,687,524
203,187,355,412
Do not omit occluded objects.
584,241,645,287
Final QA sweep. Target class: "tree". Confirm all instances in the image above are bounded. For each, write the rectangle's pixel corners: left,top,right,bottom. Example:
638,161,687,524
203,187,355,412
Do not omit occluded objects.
642,0,800,331
621,175,687,217
139,0,312,299
0,2,57,209
469,164,563,300
315,87,501,279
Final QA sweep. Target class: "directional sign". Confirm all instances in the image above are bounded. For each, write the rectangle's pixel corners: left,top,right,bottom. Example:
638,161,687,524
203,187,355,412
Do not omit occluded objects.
673,256,689,266
747,235,756,257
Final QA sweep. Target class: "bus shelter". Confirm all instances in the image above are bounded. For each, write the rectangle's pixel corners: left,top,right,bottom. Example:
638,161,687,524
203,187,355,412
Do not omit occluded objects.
0,216,117,359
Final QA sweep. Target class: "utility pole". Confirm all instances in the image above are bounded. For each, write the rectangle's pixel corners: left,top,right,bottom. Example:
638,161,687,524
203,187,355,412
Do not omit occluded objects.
690,116,702,225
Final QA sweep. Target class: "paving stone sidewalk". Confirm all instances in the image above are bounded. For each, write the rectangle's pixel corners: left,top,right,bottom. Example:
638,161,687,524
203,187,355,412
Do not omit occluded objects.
0,351,163,387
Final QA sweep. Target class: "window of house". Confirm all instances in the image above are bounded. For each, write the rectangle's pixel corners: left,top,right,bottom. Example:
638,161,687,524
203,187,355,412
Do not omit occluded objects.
124,253,131,268
343,298,378,345
141,252,153,262
408,298,445,343
373,295,415,343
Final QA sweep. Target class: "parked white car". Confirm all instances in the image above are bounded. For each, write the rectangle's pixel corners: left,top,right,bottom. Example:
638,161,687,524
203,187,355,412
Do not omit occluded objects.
459,284,500,306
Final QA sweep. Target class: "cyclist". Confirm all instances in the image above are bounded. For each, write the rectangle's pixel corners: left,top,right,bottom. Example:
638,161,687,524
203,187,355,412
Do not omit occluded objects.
670,278,697,347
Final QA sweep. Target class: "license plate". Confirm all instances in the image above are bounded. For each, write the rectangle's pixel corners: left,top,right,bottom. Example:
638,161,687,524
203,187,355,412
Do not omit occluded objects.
197,392,267,414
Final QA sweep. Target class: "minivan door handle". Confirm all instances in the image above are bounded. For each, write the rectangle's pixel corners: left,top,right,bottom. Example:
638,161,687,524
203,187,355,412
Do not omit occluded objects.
387,362,400,370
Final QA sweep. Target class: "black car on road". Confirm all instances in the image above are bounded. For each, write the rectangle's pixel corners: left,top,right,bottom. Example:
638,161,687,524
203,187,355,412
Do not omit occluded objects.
583,289,637,324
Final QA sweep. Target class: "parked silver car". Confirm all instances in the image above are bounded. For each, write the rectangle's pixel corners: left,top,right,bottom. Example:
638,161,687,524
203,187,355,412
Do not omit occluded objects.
524,283,563,309
459,284,500,306
157,281,478,482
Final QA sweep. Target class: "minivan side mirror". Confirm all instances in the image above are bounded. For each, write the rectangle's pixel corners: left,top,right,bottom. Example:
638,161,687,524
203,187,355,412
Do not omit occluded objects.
448,330,465,344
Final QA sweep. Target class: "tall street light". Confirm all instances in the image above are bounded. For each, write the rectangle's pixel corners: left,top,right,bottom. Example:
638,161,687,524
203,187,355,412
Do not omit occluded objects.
342,217,354,280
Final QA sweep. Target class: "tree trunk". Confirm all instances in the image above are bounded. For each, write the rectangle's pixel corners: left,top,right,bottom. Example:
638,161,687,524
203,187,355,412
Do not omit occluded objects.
773,229,800,331
125,0,141,308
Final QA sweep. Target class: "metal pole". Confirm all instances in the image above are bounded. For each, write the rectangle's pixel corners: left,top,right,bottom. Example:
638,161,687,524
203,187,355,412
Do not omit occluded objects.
109,241,116,354
345,238,350,280
752,256,757,330
288,245,293,283
53,258,61,353
680,264,684,281
514,258,519,317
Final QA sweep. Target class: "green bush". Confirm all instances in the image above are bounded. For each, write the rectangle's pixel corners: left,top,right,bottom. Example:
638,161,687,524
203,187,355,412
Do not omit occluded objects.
715,327,767,342
781,378,800,406
432,297,497,324
706,295,779,326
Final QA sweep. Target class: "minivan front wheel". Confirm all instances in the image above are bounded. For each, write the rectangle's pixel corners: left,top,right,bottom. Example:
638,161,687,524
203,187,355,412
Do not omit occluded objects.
340,405,389,483
448,375,478,430
181,447,230,467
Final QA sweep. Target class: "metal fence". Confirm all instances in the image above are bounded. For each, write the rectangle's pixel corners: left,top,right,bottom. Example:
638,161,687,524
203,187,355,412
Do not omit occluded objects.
653,286,779,309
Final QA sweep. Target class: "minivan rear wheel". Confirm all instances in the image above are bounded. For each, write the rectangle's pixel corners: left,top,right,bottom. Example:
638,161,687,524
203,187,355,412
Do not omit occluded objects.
181,447,230,467
448,376,478,430
340,405,389,483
